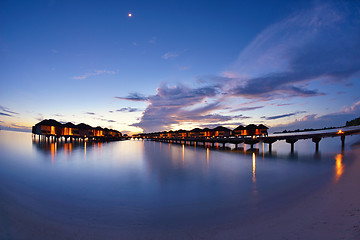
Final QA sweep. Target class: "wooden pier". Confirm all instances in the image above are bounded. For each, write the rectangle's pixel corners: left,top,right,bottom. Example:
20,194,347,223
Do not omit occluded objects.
132,126,360,152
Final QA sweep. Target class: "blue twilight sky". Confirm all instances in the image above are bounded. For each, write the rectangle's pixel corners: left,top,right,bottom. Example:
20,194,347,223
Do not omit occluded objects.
1,0,360,134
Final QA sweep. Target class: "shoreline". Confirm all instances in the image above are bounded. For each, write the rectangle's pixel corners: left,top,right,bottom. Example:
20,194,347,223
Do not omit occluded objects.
209,146,360,239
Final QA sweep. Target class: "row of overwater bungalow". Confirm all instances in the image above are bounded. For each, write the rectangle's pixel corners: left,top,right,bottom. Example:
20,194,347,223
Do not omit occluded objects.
134,124,268,139
32,119,122,141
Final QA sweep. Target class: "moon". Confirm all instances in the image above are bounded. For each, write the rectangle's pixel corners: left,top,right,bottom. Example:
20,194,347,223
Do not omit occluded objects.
128,13,132,17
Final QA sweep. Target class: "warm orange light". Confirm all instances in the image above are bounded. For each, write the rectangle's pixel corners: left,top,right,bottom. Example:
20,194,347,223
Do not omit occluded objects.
206,148,209,168
84,141,87,158
252,153,256,183
337,130,343,134
51,126,55,135
334,154,344,182
51,142,57,163
182,144,185,165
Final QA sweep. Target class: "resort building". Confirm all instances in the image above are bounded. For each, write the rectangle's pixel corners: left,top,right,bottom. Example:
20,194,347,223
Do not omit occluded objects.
188,128,202,138
211,126,232,137
32,119,122,141
136,124,269,139
233,124,268,137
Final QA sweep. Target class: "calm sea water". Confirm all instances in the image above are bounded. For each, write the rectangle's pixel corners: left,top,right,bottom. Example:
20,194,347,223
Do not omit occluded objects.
0,130,359,238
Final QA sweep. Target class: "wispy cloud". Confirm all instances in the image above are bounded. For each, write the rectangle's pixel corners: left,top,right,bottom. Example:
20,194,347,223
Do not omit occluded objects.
162,52,179,60
262,111,306,120
231,106,264,112
85,112,96,115
10,123,31,129
233,114,252,119
116,107,141,113
276,103,293,107
225,1,360,100
35,113,44,121
73,70,117,80
0,105,19,116
115,92,148,102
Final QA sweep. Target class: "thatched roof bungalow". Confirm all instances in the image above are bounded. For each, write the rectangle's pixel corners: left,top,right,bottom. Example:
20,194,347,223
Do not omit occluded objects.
233,124,268,137
233,125,245,136
209,126,232,137
32,119,122,139
200,128,211,138
188,128,202,138
32,119,62,135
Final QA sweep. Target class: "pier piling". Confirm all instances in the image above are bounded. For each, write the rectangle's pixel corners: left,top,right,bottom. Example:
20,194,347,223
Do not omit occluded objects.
341,135,345,150
286,138,298,152
312,137,322,152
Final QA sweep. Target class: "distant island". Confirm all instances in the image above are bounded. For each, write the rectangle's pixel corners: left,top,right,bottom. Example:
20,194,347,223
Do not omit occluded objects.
346,117,360,127
274,117,360,134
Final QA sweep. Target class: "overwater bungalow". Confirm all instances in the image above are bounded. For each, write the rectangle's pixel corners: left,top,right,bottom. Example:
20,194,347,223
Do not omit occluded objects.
257,124,269,136
175,129,188,138
233,124,268,137
132,124,269,140
32,119,62,135
63,122,79,136
167,130,175,138
211,126,232,138
94,126,104,137
77,123,94,137
104,128,122,138
200,128,211,138
233,125,246,137
188,128,202,138
32,119,122,141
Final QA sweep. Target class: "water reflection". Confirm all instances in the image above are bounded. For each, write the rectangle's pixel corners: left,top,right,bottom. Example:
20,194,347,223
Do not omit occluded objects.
252,153,256,183
251,152,259,205
334,153,344,182
50,142,57,163
182,144,185,165
206,148,210,168
32,138,105,161
2,131,359,237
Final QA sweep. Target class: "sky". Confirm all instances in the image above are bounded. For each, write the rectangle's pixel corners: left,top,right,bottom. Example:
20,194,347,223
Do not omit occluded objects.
1,0,360,134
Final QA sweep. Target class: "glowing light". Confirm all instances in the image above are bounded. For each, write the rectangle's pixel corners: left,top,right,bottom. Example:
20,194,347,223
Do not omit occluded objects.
84,141,87,158
128,13,132,17
50,142,57,163
334,154,344,182
50,126,55,135
182,144,185,165
206,148,209,168
252,153,256,183
337,130,344,134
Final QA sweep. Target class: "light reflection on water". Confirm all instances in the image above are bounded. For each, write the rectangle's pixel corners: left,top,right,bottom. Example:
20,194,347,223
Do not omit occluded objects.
252,153,256,183
0,130,359,236
334,153,344,182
